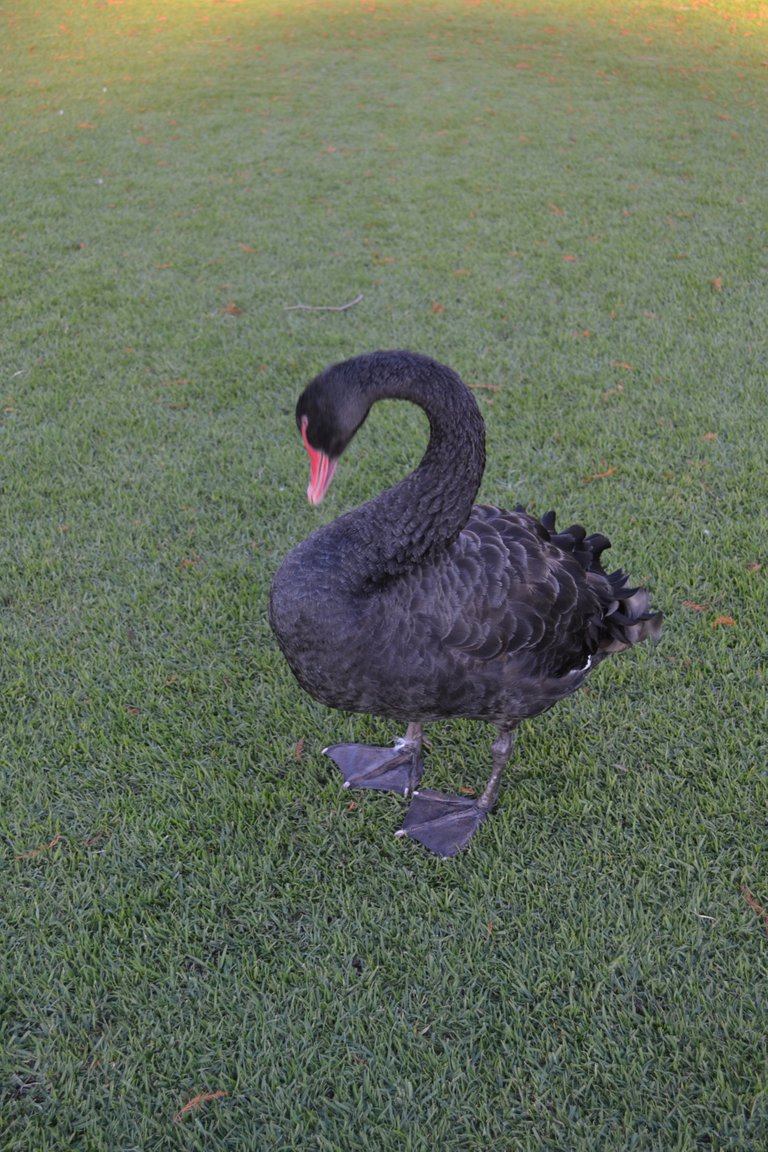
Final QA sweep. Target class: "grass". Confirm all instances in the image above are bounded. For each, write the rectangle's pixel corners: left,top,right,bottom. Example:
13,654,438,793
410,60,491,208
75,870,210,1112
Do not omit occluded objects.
1,0,767,1147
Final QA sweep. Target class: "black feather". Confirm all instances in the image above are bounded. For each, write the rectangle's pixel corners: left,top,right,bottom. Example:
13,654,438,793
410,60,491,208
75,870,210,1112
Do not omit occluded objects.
270,352,662,736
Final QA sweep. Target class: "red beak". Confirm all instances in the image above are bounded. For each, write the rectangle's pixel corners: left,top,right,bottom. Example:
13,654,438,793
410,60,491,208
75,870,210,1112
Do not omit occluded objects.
301,416,337,505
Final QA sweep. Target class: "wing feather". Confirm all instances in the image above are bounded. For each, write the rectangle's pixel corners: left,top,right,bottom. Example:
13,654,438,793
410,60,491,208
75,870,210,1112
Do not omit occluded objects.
436,505,601,675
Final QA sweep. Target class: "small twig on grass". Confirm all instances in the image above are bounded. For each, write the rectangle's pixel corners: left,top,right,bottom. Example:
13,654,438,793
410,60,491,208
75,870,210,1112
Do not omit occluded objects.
584,465,618,482
741,886,768,938
284,293,363,312
174,1091,228,1122
16,834,62,860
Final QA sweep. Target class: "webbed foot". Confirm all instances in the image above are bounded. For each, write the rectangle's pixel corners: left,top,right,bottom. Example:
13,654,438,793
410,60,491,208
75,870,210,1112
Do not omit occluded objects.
324,735,424,797
395,790,489,857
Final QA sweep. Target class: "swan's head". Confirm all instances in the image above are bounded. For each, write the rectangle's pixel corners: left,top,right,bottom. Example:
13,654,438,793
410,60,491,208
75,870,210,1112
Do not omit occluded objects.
295,360,372,505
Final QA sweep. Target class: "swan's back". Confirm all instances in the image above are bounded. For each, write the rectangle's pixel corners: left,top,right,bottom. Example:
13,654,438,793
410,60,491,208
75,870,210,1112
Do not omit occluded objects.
316,503,658,727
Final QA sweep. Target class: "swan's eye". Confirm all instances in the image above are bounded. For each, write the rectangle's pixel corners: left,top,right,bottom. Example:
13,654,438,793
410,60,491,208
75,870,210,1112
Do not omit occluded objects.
300,415,313,452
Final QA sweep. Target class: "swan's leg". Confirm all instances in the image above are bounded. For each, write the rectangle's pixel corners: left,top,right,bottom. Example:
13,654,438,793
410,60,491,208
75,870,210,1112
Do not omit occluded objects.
324,721,425,797
396,728,516,857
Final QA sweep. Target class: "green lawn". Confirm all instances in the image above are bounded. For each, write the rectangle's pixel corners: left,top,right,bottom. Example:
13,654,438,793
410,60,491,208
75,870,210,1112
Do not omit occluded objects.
2,0,767,1147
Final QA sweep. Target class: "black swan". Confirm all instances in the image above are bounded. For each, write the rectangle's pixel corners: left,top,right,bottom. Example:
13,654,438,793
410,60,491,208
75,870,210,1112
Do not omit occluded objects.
269,351,662,857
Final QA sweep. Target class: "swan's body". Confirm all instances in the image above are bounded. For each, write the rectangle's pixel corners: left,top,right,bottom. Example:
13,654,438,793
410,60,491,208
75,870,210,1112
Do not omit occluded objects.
270,351,661,856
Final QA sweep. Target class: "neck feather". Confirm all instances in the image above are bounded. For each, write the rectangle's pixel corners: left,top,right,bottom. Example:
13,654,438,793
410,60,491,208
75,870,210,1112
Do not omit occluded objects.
331,351,486,584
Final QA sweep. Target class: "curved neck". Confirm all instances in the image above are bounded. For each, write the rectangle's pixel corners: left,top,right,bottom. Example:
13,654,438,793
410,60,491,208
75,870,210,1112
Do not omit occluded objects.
332,351,486,584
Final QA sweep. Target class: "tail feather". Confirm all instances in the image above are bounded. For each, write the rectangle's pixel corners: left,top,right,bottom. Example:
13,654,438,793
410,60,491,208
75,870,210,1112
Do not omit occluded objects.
600,577,663,654
537,509,663,657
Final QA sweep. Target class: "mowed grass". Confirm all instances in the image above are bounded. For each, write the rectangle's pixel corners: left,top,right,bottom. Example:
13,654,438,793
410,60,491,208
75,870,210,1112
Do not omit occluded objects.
2,0,767,1147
